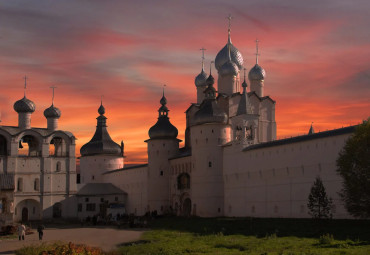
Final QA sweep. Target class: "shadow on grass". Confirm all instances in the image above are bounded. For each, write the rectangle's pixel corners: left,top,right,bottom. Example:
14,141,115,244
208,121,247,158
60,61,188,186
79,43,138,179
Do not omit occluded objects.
148,216,370,241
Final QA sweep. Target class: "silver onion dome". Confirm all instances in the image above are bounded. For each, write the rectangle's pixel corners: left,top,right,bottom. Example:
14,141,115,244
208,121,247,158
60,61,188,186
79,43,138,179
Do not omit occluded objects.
195,69,208,87
215,43,244,71
219,60,239,76
44,104,61,118
248,64,266,81
14,96,36,113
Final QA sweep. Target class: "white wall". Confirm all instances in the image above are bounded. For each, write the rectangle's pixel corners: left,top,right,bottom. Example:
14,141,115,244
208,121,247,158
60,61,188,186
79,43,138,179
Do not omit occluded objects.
223,133,351,218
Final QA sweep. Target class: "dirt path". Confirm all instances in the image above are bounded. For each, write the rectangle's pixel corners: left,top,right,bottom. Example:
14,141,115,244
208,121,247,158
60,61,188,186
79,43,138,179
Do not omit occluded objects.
0,226,144,254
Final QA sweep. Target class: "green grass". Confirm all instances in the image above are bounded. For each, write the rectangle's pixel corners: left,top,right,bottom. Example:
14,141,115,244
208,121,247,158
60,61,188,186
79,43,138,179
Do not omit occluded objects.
116,217,370,255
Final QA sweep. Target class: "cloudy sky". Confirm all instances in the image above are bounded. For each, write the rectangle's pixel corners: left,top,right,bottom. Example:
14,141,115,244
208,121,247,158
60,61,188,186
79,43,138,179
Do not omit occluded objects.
0,0,369,163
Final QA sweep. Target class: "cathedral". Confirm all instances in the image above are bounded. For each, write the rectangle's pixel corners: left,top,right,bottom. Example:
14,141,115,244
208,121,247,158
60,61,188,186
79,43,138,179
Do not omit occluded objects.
78,22,355,219
0,20,358,225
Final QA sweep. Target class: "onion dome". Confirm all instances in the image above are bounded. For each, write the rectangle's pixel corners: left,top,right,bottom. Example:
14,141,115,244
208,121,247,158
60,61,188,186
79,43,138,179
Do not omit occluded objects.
195,49,208,87
194,75,228,125
14,96,36,113
44,104,61,118
80,103,122,156
220,60,239,76
215,43,244,71
98,104,105,115
195,70,208,87
241,67,248,88
248,64,266,81
148,92,178,139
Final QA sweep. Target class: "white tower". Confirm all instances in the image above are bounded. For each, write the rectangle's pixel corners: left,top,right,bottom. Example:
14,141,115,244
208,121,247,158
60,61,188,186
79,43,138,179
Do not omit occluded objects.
80,102,124,184
146,89,180,214
191,75,231,217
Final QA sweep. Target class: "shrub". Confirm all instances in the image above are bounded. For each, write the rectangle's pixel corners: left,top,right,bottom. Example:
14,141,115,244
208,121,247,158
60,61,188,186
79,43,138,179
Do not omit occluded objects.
319,233,334,245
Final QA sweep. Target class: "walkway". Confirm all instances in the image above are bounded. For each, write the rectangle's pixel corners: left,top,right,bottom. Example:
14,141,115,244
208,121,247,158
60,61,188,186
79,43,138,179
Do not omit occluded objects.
0,226,144,254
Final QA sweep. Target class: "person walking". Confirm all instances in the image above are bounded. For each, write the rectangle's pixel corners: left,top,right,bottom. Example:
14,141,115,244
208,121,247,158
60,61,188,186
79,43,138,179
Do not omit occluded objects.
17,223,26,241
37,224,45,240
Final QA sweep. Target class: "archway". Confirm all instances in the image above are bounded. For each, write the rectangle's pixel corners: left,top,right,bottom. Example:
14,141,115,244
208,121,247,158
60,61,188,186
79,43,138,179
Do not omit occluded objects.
18,135,39,156
22,207,28,222
15,199,41,222
53,202,62,218
182,198,191,217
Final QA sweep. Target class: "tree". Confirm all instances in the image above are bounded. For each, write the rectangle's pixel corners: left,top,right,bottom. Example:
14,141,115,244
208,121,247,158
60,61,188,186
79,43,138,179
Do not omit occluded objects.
337,119,370,218
307,176,333,219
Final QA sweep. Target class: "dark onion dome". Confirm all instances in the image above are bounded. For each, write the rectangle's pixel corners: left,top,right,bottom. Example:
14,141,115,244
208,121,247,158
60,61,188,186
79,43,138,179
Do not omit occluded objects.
98,103,105,115
44,104,61,118
215,43,243,71
80,103,122,156
148,93,178,139
195,69,208,87
248,64,266,81
194,75,228,125
13,96,36,113
206,74,215,86
241,79,248,88
219,60,239,76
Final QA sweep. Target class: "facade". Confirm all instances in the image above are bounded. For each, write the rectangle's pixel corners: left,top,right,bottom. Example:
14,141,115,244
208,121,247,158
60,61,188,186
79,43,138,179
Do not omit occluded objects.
0,90,77,225
79,22,357,219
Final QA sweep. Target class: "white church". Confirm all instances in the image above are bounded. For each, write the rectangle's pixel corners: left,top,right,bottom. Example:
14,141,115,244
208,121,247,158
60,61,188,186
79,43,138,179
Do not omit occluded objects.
0,20,359,224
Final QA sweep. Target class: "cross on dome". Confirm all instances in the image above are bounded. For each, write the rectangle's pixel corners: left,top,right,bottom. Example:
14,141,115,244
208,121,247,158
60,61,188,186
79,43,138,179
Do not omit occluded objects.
200,47,206,71
255,39,260,65
227,14,233,43
50,86,57,105
24,75,28,97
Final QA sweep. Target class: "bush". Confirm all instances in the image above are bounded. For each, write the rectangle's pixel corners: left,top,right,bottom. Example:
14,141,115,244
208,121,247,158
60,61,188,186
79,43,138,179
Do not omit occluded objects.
319,233,334,245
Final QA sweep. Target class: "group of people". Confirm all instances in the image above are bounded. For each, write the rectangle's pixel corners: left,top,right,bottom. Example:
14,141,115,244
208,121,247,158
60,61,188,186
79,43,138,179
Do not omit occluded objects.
17,223,45,241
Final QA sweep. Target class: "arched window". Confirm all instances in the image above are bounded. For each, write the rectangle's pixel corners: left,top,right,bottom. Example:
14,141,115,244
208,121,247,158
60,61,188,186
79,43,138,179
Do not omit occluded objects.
17,178,23,191
177,173,190,190
18,135,39,156
49,137,67,157
34,178,40,191
56,162,61,172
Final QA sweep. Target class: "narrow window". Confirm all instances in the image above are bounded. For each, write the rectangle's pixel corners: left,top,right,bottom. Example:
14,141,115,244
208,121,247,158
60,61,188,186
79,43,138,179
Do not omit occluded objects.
56,161,61,172
17,178,23,191
34,178,40,191
209,162,212,167
77,203,82,212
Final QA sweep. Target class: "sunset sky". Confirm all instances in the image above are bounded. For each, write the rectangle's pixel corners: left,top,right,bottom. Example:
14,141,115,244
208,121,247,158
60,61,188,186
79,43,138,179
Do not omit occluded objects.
0,0,369,164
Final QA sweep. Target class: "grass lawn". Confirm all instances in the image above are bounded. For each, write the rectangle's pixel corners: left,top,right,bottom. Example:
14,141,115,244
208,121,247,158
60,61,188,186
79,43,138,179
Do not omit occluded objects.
116,217,370,255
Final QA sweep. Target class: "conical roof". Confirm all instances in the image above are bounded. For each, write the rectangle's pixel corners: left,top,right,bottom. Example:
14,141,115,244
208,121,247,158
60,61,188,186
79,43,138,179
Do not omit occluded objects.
80,103,122,156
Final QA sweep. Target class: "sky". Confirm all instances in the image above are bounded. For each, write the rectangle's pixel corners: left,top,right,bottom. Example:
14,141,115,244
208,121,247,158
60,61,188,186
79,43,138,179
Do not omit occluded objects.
0,0,369,164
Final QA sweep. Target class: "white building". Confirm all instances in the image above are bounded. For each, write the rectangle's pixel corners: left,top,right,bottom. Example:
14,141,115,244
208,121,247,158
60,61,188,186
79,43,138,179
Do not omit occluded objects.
0,88,77,225
79,22,357,219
